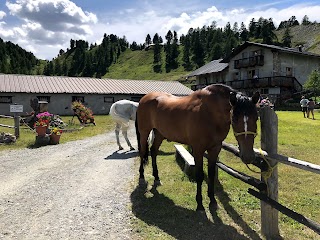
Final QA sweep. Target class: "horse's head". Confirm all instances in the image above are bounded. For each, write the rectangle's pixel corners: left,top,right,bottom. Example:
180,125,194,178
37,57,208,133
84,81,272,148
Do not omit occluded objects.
230,91,260,164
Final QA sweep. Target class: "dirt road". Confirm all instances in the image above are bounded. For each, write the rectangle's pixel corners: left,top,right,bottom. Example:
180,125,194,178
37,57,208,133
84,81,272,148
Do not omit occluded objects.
0,126,138,239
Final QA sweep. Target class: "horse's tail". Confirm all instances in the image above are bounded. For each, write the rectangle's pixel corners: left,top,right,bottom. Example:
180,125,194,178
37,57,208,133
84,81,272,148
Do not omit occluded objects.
135,112,141,152
135,112,149,166
148,129,155,146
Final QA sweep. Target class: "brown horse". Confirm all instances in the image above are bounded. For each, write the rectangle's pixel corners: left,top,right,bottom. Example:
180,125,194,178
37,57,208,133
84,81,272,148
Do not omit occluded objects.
135,84,260,211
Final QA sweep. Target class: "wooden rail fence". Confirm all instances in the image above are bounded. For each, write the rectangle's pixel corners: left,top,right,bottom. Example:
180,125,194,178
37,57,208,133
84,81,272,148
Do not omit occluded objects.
175,107,320,238
0,114,20,138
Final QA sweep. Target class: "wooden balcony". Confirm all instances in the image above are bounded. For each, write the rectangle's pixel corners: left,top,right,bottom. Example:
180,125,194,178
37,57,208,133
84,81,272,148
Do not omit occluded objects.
234,55,264,69
191,76,302,92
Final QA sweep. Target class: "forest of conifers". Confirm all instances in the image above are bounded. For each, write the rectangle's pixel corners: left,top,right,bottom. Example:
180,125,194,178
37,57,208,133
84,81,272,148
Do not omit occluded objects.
0,15,318,78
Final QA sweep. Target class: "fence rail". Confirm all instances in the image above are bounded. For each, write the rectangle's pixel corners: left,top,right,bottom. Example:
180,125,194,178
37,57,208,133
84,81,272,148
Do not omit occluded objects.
0,114,20,138
176,106,320,238
224,107,320,237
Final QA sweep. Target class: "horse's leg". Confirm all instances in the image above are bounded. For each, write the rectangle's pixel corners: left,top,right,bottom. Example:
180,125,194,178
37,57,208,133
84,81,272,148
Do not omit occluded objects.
115,122,123,150
122,125,134,150
193,149,205,211
138,131,150,183
150,129,164,186
207,145,221,210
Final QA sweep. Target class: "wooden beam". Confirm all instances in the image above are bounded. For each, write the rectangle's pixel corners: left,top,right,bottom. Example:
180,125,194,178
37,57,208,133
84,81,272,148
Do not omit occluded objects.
216,162,267,191
248,188,320,235
0,124,15,128
260,106,280,238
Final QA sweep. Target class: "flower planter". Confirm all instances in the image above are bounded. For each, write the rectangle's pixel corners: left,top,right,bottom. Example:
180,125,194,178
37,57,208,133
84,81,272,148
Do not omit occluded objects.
50,133,61,145
35,126,47,137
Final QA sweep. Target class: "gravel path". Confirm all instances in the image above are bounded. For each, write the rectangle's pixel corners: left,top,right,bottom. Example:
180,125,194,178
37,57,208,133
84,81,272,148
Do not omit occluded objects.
0,125,138,240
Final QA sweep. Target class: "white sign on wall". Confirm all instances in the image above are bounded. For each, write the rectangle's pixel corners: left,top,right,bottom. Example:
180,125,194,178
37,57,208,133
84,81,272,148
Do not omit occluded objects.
10,105,23,113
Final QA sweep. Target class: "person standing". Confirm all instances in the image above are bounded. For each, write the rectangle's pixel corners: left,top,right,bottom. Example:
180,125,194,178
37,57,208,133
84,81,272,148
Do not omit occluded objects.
300,96,309,118
307,98,316,120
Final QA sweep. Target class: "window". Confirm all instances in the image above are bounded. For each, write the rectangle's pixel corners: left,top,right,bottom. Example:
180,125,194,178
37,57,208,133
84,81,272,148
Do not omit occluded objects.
104,97,114,103
233,72,239,80
248,69,259,78
242,52,248,58
72,96,84,102
37,96,51,103
286,67,292,76
0,96,12,104
260,88,269,94
131,96,141,102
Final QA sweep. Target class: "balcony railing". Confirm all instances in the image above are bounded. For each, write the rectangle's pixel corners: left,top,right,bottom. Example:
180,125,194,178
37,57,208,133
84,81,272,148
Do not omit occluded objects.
191,76,302,92
234,55,264,69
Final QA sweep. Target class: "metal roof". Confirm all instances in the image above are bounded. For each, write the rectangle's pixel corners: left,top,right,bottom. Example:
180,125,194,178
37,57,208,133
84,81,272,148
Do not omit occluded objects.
222,41,320,62
187,59,228,77
0,74,194,96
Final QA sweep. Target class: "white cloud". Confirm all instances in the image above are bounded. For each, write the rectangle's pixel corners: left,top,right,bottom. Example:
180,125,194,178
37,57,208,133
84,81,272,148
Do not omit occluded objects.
0,11,6,19
1,1,320,60
0,0,97,59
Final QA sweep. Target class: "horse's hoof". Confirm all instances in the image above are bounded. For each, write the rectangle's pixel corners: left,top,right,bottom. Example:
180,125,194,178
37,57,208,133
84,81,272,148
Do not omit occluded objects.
130,147,135,151
209,201,218,211
119,146,124,150
153,180,162,187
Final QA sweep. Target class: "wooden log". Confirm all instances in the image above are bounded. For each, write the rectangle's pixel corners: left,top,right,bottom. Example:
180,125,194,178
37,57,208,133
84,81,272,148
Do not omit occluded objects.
222,142,269,171
0,115,14,119
248,188,320,235
262,152,320,175
223,142,320,174
216,162,267,191
0,124,15,128
174,144,195,178
259,106,280,238
14,114,20,138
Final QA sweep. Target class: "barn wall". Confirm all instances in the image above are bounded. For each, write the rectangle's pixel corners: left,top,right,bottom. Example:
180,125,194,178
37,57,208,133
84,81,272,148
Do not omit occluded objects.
0,93,143,116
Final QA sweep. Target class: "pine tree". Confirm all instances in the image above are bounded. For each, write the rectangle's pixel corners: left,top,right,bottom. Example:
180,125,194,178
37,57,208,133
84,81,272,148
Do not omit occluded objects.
282,27,292,47
191,32,205,68
302,15,311,25
152,33,162,73
304,70,320,98
182,35,192,70
239,22,249,42
145,34,151,46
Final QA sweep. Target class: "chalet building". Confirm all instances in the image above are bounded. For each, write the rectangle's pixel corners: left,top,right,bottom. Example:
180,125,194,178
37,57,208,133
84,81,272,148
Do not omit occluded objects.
188,42,320,105
0,74,193,116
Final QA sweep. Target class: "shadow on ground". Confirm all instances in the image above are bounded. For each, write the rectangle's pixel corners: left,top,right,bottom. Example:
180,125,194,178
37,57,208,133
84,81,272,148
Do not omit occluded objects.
105,149,138,160
131,181,262,240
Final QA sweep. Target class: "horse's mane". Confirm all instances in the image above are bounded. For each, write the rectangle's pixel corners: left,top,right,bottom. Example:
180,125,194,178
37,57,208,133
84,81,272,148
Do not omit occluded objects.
232,92,257,122
204,84,257,119
204,83,237,95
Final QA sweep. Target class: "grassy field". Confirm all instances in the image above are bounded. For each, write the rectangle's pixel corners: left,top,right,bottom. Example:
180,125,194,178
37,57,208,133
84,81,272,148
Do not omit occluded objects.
130,111,320,240
1,111,319,239
0,115,115,151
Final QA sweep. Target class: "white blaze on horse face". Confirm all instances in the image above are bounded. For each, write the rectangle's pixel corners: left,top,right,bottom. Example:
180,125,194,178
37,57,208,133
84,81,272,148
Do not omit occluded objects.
244,115,249,138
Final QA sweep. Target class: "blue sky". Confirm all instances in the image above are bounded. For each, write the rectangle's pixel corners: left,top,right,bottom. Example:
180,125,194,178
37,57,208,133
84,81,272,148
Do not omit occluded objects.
0,0,320,60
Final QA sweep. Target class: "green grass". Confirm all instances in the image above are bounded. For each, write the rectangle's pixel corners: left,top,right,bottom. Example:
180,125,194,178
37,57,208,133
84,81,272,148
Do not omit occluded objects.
130,110,320,240
104,48,190,81
0,115,114,151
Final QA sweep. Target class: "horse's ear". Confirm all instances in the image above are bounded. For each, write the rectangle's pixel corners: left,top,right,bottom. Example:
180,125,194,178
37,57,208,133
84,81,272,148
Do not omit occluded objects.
229,92,237,106
252,91,260,104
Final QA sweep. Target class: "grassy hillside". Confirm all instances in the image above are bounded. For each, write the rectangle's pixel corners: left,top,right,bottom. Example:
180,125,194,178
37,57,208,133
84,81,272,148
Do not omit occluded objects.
104,47,191,81
275,24,320,54
105,24,320,82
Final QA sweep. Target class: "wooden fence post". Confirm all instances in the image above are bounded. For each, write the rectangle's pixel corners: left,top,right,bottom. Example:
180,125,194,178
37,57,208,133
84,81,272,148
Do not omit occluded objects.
14,113,20,139
259,107,280,238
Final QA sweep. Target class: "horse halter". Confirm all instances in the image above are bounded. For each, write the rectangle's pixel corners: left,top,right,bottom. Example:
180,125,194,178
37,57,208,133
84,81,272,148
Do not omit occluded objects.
233,115,257,138
234,131,257,138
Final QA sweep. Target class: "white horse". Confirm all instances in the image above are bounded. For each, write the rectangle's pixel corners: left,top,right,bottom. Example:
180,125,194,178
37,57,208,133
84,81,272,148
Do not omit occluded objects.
109,99,139,151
